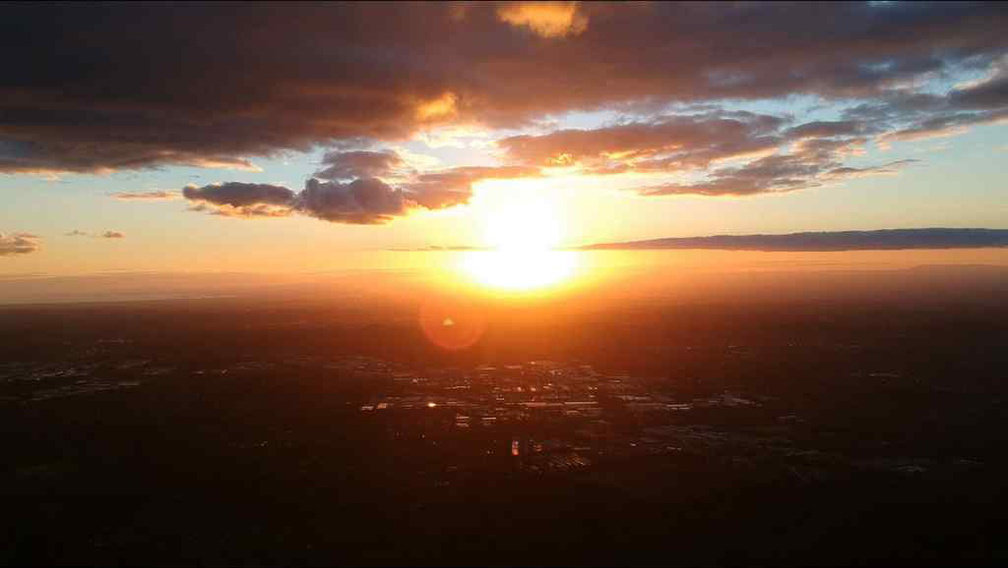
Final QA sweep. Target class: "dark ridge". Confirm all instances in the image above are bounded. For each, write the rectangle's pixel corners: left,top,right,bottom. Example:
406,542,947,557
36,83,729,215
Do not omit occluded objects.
582,228,1008,251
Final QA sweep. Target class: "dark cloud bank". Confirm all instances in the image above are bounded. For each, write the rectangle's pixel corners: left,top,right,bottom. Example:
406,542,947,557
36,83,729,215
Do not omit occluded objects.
2,3,1005,166
1,2,1007,219
584,228,1008,252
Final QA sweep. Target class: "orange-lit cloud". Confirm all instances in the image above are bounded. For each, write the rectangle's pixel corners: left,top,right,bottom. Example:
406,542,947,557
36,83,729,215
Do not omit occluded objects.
188,202,294,219
497,2,588,38
403,166,542,210
0,232,40,255
416,92,459,122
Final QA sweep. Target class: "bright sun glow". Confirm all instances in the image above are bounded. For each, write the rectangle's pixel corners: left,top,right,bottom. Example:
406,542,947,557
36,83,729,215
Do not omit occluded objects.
458,184,578,291
459,249,578,291
484,200,561,252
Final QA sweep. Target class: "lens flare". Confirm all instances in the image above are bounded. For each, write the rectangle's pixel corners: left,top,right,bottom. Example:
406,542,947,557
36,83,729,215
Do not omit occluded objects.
419,296,487,350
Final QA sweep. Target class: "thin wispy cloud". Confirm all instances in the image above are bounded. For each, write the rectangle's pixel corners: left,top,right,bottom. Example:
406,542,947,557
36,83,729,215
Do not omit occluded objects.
65,230,126,239
111,191,180,201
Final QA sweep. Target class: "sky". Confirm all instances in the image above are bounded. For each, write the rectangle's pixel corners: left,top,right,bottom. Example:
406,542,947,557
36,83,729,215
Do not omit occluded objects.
0,1,1006,278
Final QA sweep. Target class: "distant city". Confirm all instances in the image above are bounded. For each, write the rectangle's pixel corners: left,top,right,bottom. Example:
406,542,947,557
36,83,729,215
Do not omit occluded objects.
2,288,1006,564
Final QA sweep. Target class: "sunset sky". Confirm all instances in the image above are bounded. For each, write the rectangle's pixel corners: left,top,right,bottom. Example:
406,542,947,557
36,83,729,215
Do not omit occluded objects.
1,2,1006,278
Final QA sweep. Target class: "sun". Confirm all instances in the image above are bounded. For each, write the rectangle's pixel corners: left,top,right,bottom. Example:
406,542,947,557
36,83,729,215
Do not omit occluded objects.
483,200,561,252
457,187,578,291
459,249,578,291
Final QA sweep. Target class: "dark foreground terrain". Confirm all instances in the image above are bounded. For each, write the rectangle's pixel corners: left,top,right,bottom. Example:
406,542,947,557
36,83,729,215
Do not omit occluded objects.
2,267,1007,566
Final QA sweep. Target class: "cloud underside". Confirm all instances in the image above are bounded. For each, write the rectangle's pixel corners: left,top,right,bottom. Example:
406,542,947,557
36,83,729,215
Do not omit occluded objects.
498,85,1006,195
0,233,40,255
183,164,541,224
0,2,1004,176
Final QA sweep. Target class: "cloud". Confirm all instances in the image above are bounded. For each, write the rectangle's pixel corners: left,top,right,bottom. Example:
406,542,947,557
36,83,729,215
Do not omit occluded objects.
183,182,295,209
497,2,588,38
826,159,920,179
499,112,788,172
192,202,294,219
949,56,1008,110
297,178,409,224
499,113,874,195
842,73,1008,147
415,92,459,122
878,109,1008,144
0,233,41,255
403,166,542,209
0,137,264,175
182,177,412,224
0,3,1005,173
182,182,296,218
182,164,539,224
315,150,406,180
584,228,1008,251
65,229,128,238
497,87,1001,196
784,121,869,140
111,190,180,201
634,143,917,197
182,178,413,224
